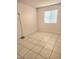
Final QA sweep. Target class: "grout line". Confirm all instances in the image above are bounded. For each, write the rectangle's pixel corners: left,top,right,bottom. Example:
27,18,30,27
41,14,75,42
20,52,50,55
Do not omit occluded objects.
22,46,47,59
26,33,52,59
35,34,54,59
27,36,48,59
25,34,54,59
18,37,45,59
49,35,60,59
26,37,44,48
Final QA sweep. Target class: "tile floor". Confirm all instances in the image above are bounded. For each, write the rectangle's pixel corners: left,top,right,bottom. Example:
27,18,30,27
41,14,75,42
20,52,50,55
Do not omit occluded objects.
17,32,61,59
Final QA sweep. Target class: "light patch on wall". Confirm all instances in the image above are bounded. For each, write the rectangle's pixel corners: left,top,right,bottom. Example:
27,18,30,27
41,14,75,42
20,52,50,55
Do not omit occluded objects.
44,10,58,23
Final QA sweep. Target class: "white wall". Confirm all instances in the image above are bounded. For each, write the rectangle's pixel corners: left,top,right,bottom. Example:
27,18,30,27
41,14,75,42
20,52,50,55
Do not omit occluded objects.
17,2,37,38
37,4,61,33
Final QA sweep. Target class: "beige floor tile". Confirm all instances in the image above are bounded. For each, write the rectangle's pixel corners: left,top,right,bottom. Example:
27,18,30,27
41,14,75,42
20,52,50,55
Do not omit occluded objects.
17,38,37,50
17,32,61,59
17,55,23,59
17,39,25,44
37,37,44,40
28,35,37,40
47,40,55,45
26,38,35,43
23,42,35,50
55,42,61,48
36,55,46,59
24,51,37,59
40,48,52,59
57,39,61,44
28,39,42,47
48,38,57,41
32,39,41,44
47,39,57,45
44,43,54,50
17,44,24,52
29,34,43,40
31,45,42,53
44,36,51,39
41,38,49,43
35,41,46,47
50,52,61,59
18,47,29,57
53,46,61,54
18,39,30,46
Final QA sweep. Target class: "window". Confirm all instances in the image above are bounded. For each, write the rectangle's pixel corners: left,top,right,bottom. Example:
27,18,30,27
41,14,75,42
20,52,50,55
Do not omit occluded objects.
44,10,58,23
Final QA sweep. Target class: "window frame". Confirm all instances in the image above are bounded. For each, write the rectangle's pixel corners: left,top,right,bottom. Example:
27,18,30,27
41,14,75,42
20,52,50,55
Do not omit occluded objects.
44,10,58,24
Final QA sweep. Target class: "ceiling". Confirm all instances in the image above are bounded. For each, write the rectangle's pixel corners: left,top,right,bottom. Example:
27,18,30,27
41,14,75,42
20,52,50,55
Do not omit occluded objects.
17,0,61,8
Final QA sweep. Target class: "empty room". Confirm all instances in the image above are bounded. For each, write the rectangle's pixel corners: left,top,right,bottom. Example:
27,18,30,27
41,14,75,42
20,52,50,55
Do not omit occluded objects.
17,0,61,59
